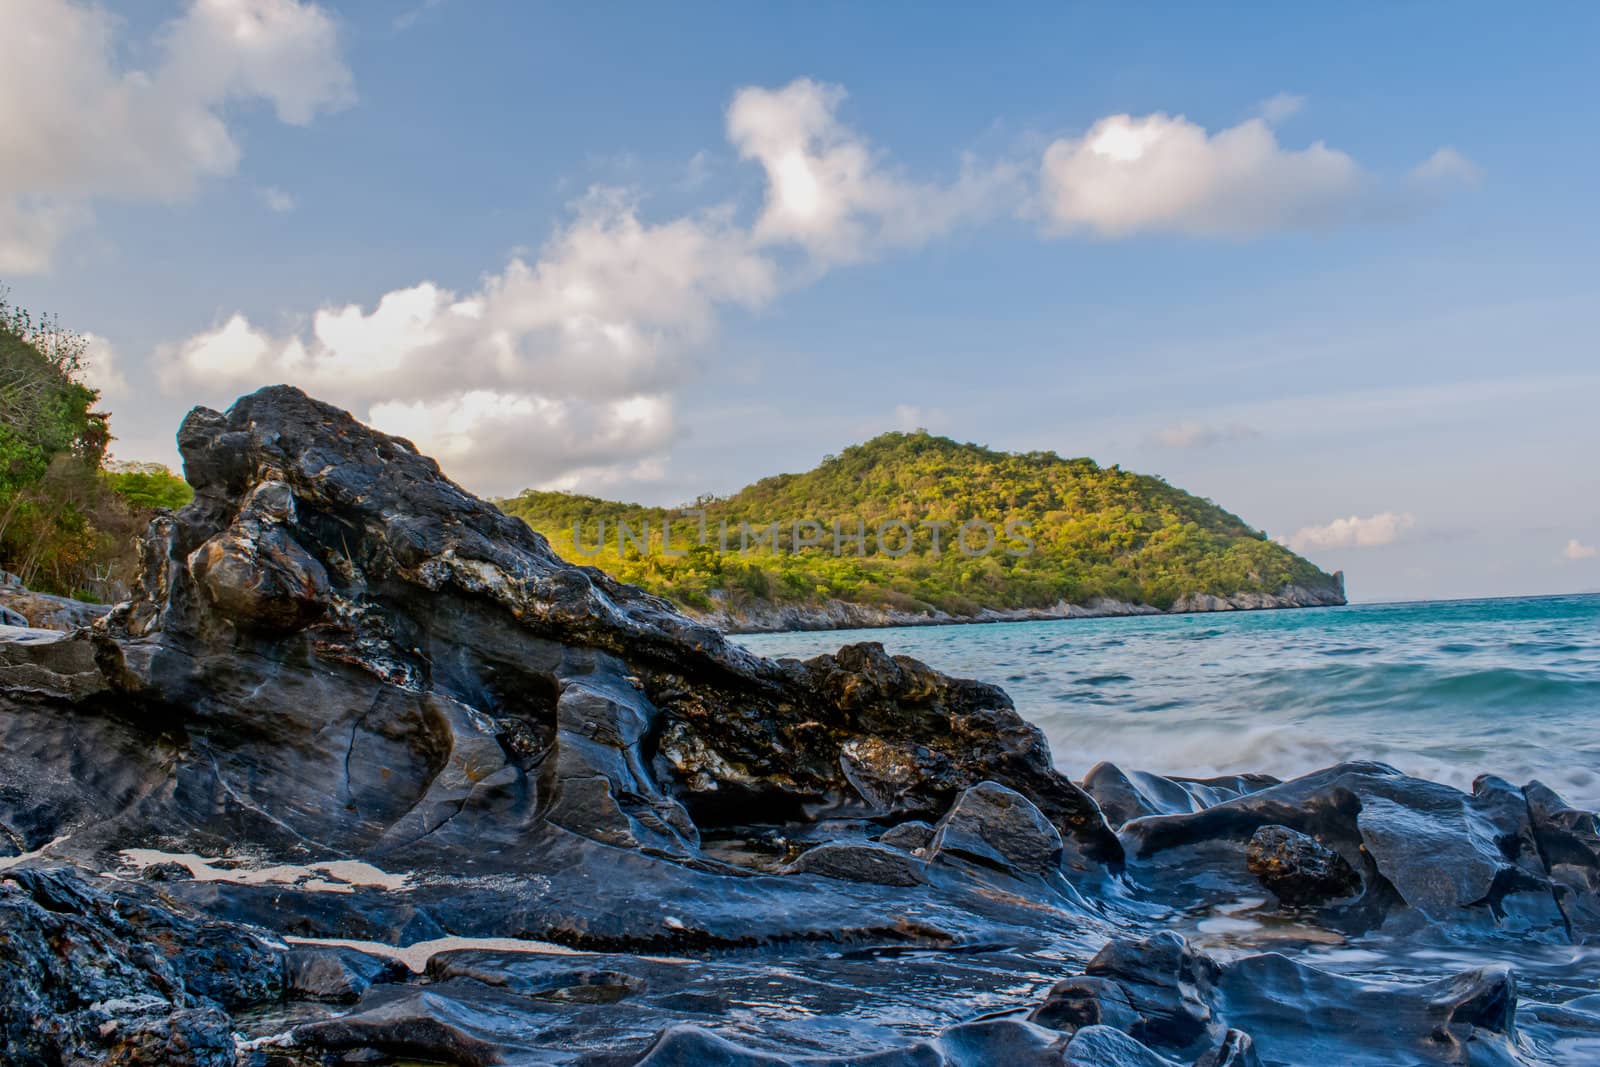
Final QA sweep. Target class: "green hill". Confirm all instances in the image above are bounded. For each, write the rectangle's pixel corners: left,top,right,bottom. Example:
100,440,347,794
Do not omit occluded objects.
498,431,1344,629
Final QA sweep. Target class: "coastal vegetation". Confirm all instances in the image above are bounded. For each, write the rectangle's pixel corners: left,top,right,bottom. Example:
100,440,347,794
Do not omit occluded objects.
499,431,1341,618
0,289,191,600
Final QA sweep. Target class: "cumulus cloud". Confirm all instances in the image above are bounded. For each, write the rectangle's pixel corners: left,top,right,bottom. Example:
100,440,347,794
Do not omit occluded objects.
1039,112,1364,237
1410,147,1481,186
1151,421,1258,448
157,190,776,493
1282,512,1417,553
82,333,131,402
0,0,352,272
1037,106,1472,238
1563,539,1598,561
728,78,1017,264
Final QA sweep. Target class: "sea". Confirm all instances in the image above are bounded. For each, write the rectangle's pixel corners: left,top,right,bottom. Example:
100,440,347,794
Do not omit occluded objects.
735,593,1600,812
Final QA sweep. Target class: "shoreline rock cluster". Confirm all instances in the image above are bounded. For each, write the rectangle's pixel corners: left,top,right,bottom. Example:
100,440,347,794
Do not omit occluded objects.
1,387,1594,1065
689,582,1347,635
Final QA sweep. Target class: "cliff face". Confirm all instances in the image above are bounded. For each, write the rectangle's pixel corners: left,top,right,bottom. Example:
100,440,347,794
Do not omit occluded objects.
0,388,1594,1066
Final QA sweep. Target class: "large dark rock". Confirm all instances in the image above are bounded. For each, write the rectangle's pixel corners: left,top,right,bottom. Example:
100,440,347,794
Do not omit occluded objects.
0,385,1113,872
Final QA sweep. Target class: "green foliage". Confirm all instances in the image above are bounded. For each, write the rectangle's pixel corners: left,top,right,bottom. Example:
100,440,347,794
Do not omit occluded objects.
0,286,188,599
499,431,1341,618
104,462,194,511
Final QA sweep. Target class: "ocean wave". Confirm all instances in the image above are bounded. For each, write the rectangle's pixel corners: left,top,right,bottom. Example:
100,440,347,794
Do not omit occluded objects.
737,594,1600,810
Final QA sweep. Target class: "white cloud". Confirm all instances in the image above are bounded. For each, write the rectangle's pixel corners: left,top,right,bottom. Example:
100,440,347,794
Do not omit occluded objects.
1282,512,1417,553
82,332,131,402
368,391,675,491
1039,111,1367,237
728,78,1017,264
157,189,777,493
1410,147,1481,186
0,0,352,272
893,404,948,432
1563,539,1598,561
1257,92,1306,123
260,186,296,213
1151,421,1258,448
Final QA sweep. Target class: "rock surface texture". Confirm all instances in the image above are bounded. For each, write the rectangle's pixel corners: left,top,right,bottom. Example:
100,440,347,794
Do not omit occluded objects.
1,386,1596,1065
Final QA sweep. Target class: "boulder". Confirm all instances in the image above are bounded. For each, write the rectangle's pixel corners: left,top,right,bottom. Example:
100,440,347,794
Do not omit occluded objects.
292,991,504,1067
783,840,927,886
0,583,110,632
878,819,935,853
930,781,1063,876
1244,824,1361,905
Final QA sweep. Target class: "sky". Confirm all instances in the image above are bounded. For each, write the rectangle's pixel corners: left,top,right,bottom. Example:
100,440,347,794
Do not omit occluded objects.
2,0,1597,603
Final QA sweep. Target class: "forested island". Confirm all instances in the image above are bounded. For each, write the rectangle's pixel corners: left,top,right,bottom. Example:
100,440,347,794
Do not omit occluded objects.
500,431,1346,632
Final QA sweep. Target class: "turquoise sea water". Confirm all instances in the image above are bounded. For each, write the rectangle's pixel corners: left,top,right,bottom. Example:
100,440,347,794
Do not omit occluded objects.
735,593,1600,811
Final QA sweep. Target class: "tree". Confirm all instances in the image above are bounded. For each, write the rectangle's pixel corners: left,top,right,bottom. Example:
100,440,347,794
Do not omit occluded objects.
0,285,187,599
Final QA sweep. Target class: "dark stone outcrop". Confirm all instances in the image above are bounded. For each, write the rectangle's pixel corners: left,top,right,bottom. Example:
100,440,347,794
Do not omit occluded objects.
1,386,1597,1064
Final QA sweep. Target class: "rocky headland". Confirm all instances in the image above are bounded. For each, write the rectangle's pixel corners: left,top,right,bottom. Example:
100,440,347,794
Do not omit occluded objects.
687,581,1347,635
2,387,1596,1065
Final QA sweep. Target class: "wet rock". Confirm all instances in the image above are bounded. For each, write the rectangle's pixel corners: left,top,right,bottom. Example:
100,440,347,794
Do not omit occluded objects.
1082,763,1277,829
656,641,1123,868
1045,931,1523,1065
1192,1029,1260,1067
930,781,1063,876
1059,1025,1184,1067
0,867,281,1067
287,946,410,1003
784,840,927,886
1121,762,1568,931
1028,975,1139,1034
1084,932,1221,1054
99,1006,236,1067
1244,824,1360,905
292,990,504,1066
934,1017,1071,1065
878,819,935,853
1523,779,1600,938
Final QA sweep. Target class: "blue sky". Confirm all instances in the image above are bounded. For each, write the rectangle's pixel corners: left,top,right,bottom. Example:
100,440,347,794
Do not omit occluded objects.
3,1,1597,602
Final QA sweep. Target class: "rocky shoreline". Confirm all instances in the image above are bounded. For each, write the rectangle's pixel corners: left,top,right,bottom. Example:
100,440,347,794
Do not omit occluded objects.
2,387,1595,1066
691,582,1348,634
